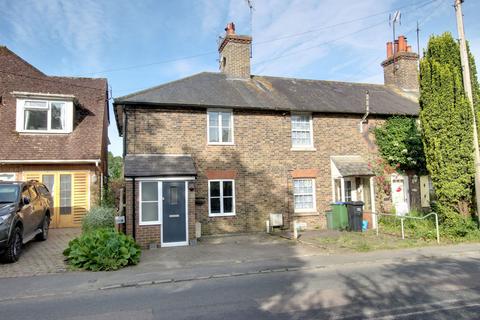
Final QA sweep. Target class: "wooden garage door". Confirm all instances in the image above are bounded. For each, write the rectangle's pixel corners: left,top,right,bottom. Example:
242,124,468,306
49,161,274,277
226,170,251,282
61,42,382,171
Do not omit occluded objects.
23,171,90,228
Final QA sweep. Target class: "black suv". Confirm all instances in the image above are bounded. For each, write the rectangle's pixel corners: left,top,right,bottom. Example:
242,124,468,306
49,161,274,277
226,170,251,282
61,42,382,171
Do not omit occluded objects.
0,181,52,262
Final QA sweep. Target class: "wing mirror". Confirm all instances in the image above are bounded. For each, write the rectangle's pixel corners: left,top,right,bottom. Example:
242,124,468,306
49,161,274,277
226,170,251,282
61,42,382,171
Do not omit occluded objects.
22,196,30,205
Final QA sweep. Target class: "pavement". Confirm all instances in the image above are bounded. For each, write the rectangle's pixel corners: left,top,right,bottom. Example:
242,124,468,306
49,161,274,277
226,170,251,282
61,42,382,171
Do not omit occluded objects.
1,237,480,319
0,228,80,278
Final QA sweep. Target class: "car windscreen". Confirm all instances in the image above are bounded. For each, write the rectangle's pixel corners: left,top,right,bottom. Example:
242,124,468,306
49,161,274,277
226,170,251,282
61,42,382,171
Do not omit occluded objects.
0,185,19,203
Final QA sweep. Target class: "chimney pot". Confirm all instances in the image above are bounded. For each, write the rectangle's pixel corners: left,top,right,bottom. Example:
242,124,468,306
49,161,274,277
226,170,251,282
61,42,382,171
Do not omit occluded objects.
225,22,235,35
394,40,399,55
398,35,407,52
386,42,393,58
406,45,412,52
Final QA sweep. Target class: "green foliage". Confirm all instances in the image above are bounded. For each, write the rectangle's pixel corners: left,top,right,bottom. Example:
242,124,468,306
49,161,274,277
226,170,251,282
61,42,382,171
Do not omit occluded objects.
374,116,426,173
63,228,140,271
108,152,123,180
419,32,476,218
82,206,115,233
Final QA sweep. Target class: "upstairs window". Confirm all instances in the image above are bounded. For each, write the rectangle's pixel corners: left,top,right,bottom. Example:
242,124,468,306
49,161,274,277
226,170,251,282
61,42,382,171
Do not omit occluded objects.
208,110,233,144
291,114,313,149
15,95,74,133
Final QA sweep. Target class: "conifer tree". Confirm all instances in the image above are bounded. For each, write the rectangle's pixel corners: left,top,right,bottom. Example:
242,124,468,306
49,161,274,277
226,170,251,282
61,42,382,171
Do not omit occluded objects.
419,32,480,220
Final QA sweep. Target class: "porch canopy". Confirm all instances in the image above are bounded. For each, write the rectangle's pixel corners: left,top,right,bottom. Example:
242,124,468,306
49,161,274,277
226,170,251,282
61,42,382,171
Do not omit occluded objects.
331,156,373,177
124,154,197,177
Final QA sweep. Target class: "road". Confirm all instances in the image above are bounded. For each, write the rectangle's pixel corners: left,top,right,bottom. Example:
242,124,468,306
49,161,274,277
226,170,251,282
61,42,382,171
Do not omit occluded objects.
1,252,480,319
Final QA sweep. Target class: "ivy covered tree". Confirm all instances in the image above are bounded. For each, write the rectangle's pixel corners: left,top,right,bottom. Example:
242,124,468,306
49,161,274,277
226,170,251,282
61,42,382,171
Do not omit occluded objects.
374,116,426,173
419,32,479,221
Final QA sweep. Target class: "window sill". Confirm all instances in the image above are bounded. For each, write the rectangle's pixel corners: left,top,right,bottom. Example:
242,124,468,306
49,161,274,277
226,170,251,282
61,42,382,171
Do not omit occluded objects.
293,211,318,217
209,213,236,218
18,131,71,135
291,147,316,152
208,143,235,146
139,222,161,226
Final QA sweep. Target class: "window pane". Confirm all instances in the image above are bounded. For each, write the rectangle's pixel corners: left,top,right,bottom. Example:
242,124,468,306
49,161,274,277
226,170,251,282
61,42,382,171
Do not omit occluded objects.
222,127,231,142
142,202,158,222
221,112,231,128
223,181,233,197
210,197,221,213
24,109,48,130
210,181,220,197
209,126,219,142
209,112,219,126
42,175,54,195
345,181,352,201
223,197,233,213
292,114,312,146
60,174,72,215
142,182,158,201
25,101,47,108
170,186,178,205
50,102,65,130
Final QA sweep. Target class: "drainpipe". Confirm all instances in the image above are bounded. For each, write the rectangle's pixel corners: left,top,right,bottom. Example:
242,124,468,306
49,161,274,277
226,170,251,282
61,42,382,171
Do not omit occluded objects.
132,177,136,240
359,90,370,133
94,160,103,202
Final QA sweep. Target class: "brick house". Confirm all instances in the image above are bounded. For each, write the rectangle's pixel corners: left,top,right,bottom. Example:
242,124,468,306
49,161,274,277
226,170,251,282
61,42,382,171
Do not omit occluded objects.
113,23,419,248
0,46,109,228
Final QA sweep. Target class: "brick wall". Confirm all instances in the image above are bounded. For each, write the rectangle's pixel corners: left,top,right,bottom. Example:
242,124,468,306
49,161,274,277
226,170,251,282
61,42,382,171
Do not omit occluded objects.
125,179,196,248
126,107,387,235
219,35,251,79
382,52,419,91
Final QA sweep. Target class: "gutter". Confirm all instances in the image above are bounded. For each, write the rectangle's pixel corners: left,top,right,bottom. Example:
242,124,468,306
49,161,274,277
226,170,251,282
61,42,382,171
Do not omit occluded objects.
0,159,101,164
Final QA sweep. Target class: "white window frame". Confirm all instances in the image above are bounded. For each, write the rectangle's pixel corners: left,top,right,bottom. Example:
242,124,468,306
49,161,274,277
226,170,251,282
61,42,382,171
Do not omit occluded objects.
207,109,234,145
208,179,236,217
291,113,314,150
139,181,163,226
16,98,74,134
293,178,317,213
0,173,16,181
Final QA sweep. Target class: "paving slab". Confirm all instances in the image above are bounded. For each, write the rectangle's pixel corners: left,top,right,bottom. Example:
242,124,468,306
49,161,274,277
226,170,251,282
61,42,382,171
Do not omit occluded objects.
0,228,80,278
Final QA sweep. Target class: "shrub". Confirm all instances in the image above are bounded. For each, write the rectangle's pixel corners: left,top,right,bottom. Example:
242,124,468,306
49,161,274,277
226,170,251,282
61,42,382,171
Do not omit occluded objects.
63,228,140,271
82,207,115,233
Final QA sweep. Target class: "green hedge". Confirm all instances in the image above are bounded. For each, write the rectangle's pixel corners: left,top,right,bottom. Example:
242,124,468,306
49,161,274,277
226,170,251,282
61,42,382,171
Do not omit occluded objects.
82,207,115,233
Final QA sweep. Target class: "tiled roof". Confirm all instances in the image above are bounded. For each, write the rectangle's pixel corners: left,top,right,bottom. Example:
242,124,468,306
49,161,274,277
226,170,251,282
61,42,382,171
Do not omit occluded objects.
124,154,197,177
114,72,419,134
0,46,108,161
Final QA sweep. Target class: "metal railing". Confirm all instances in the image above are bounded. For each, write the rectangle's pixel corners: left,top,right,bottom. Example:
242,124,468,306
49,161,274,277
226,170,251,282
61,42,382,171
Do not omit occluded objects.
372,212,440,244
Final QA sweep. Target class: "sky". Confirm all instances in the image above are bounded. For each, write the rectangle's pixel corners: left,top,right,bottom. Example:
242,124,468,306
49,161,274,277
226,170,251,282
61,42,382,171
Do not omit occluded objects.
1,0,479,157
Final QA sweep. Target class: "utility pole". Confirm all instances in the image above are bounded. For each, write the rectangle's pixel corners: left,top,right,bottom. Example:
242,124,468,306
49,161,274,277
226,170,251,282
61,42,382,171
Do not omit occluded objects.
454,0,480,226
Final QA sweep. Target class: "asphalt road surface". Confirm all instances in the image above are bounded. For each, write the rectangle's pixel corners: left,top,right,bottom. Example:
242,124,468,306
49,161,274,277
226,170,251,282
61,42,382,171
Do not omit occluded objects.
2,252,480,320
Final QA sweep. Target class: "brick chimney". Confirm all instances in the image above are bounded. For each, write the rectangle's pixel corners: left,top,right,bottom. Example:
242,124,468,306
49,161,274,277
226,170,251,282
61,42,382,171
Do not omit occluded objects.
218,22,252,79
381,35,419,92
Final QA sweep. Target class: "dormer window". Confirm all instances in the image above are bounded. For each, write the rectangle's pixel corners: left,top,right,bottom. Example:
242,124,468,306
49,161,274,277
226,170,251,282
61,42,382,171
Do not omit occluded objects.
14,92,74,133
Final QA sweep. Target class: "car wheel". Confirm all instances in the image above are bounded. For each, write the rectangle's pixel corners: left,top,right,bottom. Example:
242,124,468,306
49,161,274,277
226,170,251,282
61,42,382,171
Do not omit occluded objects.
4,226,22,263
36,216,50,241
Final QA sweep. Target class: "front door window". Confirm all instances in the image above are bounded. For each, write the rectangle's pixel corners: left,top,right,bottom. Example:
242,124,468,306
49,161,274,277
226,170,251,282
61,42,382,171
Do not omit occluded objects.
60,174,72,215
344,180,353,202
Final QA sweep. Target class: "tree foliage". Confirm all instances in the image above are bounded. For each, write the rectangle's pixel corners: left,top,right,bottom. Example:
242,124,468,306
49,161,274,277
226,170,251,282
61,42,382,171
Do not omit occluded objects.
108,152,123,180
419,32,479,219
374,116,426,173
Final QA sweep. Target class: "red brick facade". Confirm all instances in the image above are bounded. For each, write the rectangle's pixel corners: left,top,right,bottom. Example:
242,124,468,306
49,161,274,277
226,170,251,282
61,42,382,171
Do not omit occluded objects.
124,107,386,241
125,179,196,248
